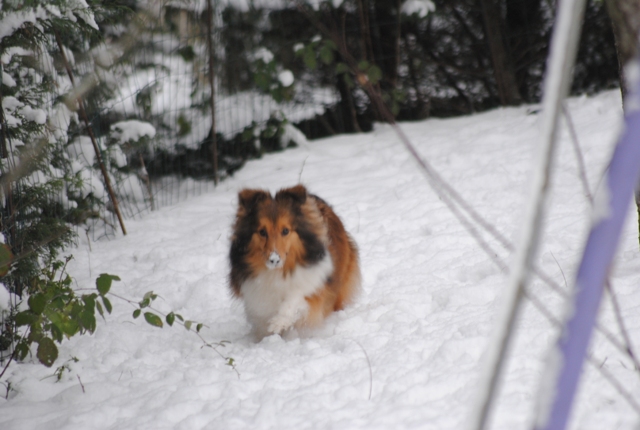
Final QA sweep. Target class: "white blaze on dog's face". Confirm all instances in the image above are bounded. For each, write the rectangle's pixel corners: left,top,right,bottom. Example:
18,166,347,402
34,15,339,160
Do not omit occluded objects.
256,216,296,270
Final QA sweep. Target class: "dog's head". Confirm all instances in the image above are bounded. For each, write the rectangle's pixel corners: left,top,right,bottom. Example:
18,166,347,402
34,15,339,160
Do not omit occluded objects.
235,185,309,274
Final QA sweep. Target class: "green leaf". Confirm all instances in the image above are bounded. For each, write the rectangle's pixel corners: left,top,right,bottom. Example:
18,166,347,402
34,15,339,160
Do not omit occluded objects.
175,314,184,322
196,323,203,333
166,312,175,327
358,60,370,71
254,72,270,90
96,273,120,296
28,330,43,344
324,40,337,51
184,320,192,331
28,294,47,315
303,49,317,70
82,294,96,312
36,337,58,367
139,298,151,309
96,301,104,318
46,310,64,329
80,310,96,333
102,296,112,314
15,310,37,327
335,62,349,74
241,127,255,142
71,303,84,319
0,244,13,277
15,341,29,361
50,297,65,311
51,324,64,343
144,312,163,328
52,260,64,273
61,319,79,337
133,309,141,319
319,45,334,65
271,88,285,103
367,65,382,85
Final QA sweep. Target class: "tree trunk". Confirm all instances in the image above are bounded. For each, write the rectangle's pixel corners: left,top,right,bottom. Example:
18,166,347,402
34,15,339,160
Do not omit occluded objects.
336,75,362,133
605,0,640,99
479,0,523,106
605,0,640,247
504,0,544,102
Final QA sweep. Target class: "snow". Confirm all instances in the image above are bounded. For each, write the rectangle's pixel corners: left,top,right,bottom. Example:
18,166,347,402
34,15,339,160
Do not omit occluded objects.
20,106,47,125
401,0,436,18
2,96,23,112
281,122,309,148
0,8,48,41
110,120,157,145
107,50,337,148
0,3,97,42
67,136,98,166
63,0,100,31
109,145,128,169
278,70,294,87
50,103,75,142
533,345,563,428
0,286,10,312
2,96,23,127
2,71,16,88
1,47,32,65
1,90,639,430
253,47,274,64
591,176,612,225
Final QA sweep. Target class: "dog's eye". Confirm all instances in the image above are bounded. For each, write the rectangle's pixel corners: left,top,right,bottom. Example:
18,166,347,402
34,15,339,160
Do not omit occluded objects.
282,228,290,236
259,228,267,237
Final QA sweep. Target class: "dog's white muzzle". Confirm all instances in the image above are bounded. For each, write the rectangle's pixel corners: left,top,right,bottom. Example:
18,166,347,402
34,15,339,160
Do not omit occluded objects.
266,251,282,269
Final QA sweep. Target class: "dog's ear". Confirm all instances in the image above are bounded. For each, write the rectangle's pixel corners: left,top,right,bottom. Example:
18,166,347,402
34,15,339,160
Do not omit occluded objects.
276,184,307,205
238,189,269,213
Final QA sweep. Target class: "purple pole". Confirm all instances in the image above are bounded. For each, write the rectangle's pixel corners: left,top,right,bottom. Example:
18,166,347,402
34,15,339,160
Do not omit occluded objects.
536,68,640,430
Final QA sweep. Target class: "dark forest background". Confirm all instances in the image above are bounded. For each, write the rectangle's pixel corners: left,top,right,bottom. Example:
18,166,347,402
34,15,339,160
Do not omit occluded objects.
219,0,618,138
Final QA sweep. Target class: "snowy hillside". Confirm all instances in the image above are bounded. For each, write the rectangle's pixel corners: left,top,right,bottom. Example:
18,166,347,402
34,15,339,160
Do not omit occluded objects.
1,89,638,430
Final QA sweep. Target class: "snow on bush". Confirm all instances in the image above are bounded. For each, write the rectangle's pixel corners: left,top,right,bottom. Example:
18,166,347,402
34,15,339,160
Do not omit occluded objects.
278,70,294,87
281,121,309,148
110,120,157,145
401,0,435,17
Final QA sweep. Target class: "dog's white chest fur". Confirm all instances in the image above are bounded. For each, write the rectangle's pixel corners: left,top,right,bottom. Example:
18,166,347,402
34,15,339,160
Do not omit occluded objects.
241,253,333,337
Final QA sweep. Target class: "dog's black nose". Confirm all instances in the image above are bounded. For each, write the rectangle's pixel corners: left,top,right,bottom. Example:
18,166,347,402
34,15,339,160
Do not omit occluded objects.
267,251,281,268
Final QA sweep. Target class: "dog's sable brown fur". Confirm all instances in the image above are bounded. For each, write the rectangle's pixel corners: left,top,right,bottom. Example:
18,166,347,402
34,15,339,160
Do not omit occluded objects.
229,185,360,337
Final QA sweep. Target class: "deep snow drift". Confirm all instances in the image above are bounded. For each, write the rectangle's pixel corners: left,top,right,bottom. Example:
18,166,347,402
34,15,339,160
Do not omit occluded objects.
1,90,639,430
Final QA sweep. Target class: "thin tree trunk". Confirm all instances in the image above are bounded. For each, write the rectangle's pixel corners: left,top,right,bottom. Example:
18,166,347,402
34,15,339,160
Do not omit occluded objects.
54,32,127,236
605,0,640,100
393,0,402,89
356,0,374,62
206,0,219,185
479,0,523,106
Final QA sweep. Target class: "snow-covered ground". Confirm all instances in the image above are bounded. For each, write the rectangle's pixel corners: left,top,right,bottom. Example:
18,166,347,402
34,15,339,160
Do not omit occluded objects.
2,89,639,430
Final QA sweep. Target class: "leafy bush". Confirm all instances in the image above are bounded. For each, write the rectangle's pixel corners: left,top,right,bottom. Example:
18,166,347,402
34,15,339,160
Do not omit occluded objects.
11,257,119,367
1,256,235,377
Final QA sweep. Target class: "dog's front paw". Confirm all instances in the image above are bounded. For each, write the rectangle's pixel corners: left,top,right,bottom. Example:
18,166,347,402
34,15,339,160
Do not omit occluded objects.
267,313,294,335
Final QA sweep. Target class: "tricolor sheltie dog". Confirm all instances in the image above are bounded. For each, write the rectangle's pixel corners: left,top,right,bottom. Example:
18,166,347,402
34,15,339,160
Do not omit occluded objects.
229,185,361,339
